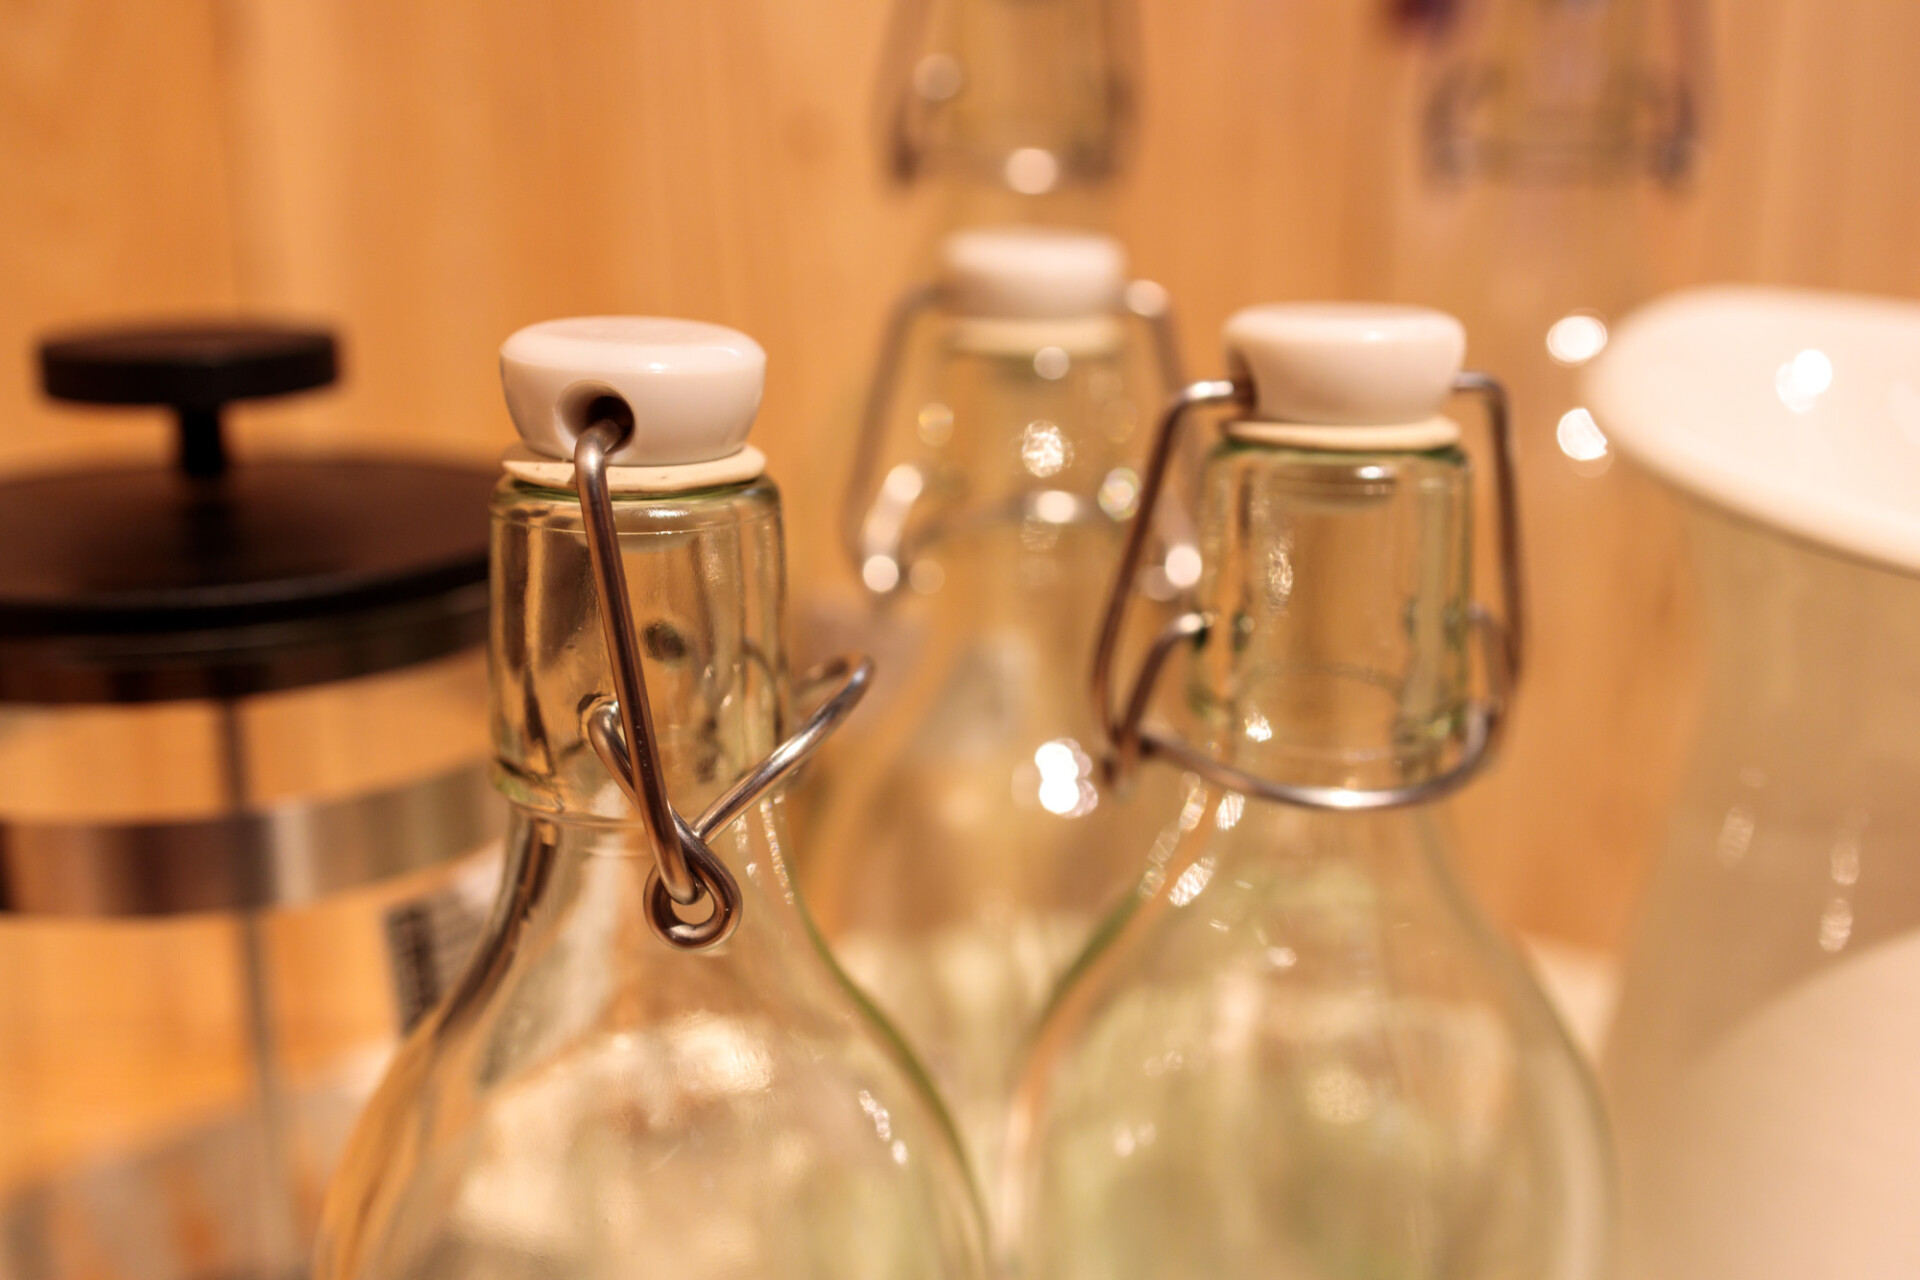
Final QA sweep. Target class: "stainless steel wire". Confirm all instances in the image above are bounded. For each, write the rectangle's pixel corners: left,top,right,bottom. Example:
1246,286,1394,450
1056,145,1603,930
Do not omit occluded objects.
572,417,872,950
1090,373,1526,813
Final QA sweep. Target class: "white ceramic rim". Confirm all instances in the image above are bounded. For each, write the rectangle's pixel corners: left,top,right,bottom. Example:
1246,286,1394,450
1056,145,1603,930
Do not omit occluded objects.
1585,285,1920,574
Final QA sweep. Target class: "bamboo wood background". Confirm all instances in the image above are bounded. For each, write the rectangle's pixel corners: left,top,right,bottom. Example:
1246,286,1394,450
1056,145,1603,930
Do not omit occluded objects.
4,0,1919,1194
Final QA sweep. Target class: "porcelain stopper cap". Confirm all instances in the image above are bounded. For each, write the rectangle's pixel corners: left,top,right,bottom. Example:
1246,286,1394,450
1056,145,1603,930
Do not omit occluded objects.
939,226,1126,320
1224,303,1465,424
499,317,765,466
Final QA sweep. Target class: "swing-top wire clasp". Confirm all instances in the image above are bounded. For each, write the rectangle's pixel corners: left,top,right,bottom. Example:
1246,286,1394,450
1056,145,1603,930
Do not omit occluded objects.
572,416,872,950
1090,372,1526,813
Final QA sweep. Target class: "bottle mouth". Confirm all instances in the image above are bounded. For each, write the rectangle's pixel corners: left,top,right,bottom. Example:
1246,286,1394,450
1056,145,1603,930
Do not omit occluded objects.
499,443,768,495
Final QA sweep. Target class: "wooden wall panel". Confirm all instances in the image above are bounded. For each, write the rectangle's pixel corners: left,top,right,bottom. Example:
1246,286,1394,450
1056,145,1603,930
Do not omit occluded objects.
211,0,916,587
0,0,239,470
0,0,251,1191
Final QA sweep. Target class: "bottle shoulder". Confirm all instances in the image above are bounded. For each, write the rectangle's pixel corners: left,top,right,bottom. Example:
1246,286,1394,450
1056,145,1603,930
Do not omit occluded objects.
1023,793,1598,1108
1009,796,1612,1280
317,817,991,1280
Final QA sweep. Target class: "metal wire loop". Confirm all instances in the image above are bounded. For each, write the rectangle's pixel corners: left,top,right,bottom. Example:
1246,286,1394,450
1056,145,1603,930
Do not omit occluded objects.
1092,372,1526,813
644,815,740,949
572,415,876,951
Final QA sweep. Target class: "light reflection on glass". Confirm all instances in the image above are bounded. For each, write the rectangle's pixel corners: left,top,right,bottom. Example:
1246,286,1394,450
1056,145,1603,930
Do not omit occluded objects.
675,1016,776,1096
1776,348,1833,414
1556,408,1610,464
1034,346,1071,380
917,401,954,447
1830,819,1864,887
1034,489,1078,524
882,462,924,504
1215,793,1245,830
1021,420,1070,477
1005,147,1060,195
1033,738,1096,818
1168,855,1215,906
1244,711,1273,743
1098,467,1141,520
857,1089,893,1140
1177,781,1208,831
1546,312,1610,366
1163,543,1202,589
1716,804,1755,869
1818,897,1853,953
1265,543,1295,611
862,555,900,593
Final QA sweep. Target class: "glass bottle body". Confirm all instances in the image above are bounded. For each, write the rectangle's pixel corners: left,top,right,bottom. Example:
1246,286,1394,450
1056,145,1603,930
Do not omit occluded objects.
804,320,1178,1187
315,476,986,1280
1007,440,1611,1280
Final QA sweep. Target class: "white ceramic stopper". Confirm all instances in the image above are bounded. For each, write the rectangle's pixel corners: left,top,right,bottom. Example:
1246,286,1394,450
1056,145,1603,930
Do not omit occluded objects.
939,227,1126,320
1224,303,1465,425
499,317,765,466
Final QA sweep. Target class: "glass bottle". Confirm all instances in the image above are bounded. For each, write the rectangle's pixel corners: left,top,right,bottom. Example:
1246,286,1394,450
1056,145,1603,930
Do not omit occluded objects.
801,228,1183,1189
314,318,988,1280
1007,305,1611,1280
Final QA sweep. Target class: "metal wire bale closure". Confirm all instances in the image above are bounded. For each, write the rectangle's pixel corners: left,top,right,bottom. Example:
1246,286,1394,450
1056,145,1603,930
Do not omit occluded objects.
572,416,873,949
1089,373,1526,813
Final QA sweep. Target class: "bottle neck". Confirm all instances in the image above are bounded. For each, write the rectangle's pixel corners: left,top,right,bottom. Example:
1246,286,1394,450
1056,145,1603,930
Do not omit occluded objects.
489,475,788,824
897,325,1140,633
901,0,1128,209
928,322,1141,497
1183,435,1474,791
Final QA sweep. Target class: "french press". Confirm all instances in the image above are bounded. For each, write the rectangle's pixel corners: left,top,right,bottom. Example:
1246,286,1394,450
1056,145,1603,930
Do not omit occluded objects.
0,323,503,1280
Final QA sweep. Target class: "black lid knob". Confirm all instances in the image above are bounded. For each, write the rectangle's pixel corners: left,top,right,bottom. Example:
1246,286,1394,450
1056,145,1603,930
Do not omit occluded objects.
38,322,338,479
7,319,493,703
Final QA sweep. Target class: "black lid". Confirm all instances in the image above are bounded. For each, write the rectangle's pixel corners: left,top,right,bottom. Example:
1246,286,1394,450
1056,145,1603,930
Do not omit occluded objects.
2,321,493,703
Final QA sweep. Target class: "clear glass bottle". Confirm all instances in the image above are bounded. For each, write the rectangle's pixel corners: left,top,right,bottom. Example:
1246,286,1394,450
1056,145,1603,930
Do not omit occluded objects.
314,318,988,1280
1007,306,1611,1280
802,228,1184,1189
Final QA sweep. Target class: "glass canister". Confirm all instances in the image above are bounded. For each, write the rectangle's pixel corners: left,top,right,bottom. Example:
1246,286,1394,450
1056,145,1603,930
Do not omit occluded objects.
0,324,502,1280
1591,287,1920,1278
